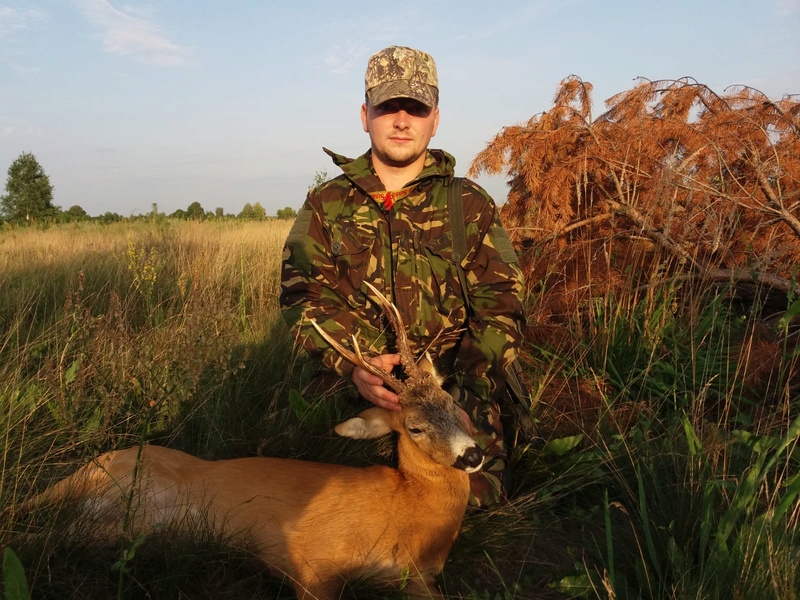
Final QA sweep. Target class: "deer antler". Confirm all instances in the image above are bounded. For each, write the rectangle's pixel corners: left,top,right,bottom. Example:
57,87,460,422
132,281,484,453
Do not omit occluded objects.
310,321,407,394
362,282,421,379
310,282,428,395
310,282,430,396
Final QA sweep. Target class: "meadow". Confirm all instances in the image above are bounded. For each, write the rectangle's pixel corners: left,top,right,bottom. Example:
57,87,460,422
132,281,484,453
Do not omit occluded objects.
1,218,799,599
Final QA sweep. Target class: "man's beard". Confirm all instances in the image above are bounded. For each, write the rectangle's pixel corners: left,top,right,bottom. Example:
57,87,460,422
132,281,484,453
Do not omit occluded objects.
375,145,421,169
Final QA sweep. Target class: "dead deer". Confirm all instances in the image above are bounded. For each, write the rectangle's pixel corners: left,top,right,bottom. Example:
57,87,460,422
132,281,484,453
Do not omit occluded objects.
20,282,483,599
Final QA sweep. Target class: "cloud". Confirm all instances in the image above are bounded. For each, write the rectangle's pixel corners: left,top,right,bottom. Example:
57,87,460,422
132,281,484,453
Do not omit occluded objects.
72,0,188,66
2,59,41,75
0,7,47,74
321,42,371,75
0,6,47,38
775,0,800,15
0,122,43,143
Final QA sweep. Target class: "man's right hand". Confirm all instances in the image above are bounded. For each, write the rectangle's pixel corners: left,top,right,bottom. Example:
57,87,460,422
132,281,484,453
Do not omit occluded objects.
351,354,402,411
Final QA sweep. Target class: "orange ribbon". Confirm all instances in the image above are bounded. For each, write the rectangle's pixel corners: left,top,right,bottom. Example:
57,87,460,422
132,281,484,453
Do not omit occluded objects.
368,186,415,210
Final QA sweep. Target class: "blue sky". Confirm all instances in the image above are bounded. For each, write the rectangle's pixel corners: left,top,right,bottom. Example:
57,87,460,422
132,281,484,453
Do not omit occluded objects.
2,0,799,217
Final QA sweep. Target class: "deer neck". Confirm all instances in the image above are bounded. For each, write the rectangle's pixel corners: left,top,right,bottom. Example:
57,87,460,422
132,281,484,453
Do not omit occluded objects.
395,434,470,505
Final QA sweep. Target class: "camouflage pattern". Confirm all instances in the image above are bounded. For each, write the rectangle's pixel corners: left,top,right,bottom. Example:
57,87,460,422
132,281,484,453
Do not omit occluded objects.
452,386,511,507
280,147,525,506
365,46,439,108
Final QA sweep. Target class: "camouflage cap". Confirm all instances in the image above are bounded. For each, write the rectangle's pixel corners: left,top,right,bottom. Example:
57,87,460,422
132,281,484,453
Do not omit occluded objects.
365,46,439,109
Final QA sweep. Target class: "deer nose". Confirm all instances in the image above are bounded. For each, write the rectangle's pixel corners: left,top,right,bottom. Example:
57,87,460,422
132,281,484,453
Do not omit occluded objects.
454,446,484,472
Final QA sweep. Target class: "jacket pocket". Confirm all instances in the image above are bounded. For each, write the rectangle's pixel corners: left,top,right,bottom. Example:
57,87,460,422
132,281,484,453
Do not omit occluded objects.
330,226,373,308
421,236,468,327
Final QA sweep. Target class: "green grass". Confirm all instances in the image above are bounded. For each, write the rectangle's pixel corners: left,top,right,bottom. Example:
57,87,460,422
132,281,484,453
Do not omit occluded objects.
1,220,799,599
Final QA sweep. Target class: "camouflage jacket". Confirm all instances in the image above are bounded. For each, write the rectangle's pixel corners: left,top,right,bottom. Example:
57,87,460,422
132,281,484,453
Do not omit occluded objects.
280,148,525,403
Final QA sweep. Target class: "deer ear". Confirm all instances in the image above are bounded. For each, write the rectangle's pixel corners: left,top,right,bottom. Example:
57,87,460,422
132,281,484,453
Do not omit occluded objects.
335,408,393,439
417,352,445,386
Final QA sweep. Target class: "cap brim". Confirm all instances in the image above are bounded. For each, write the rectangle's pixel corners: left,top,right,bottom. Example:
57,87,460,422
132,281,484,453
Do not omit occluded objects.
367,81,438,109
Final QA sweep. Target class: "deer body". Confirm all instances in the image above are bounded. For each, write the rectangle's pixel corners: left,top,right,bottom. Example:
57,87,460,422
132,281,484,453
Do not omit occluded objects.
33,423,472,598
24,284,482,598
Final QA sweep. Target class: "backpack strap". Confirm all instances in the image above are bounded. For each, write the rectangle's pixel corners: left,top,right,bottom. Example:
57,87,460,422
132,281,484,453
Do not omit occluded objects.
447,178,470,298
447,177,467,263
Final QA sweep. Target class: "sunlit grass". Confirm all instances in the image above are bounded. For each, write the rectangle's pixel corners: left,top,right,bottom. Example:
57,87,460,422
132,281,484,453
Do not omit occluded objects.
1,219,798,599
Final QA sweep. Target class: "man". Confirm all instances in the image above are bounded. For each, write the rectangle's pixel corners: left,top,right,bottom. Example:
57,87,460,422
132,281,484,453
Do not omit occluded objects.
280,45,525,507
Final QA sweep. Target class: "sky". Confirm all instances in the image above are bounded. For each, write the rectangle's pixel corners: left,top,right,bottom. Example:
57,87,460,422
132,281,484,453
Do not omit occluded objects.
1,1,799,218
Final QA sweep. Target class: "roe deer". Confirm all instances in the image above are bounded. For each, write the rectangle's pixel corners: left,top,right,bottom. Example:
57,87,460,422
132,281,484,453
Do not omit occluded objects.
20,282,483,599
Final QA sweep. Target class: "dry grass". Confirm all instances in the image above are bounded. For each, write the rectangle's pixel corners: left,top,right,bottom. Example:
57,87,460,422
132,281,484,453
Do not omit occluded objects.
2,216,800,600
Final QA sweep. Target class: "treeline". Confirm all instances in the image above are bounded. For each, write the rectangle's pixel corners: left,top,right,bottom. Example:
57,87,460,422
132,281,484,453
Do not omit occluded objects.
58,201,297,225
0,151,298,226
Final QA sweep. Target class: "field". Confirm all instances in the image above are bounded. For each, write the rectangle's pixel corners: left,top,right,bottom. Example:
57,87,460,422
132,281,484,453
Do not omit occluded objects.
1,218,799,599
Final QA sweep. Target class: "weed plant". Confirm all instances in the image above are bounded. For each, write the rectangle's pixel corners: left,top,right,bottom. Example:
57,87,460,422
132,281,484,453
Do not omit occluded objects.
1,220,798,599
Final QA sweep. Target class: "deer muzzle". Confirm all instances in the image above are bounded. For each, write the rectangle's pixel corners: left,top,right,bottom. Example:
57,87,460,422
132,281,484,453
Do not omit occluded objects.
453,445,484,473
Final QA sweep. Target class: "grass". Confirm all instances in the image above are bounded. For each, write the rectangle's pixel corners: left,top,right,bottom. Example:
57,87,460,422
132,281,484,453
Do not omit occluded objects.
1,219,799,599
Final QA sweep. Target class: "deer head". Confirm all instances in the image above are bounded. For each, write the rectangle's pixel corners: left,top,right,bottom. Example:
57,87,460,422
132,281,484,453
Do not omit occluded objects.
312,282,484,473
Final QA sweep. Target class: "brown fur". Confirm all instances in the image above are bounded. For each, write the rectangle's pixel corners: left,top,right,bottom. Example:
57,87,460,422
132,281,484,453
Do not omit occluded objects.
26,409,472,598
24,284,483,599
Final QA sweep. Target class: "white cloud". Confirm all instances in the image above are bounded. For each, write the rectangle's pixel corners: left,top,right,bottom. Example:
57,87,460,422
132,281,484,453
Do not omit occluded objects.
0,123,43,142
3,59,40,74
322,42,370,75
120,3,155,19
0,7,47,74
72,0,188,66
0,6,47,38
775,0,800,15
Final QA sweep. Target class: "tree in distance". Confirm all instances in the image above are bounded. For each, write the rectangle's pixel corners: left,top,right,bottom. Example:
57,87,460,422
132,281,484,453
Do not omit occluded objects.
276,206,297,219
1,152,59,224
186,201,206,220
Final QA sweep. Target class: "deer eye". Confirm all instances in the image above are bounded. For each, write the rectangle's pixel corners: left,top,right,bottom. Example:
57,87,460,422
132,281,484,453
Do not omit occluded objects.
407,426,424,435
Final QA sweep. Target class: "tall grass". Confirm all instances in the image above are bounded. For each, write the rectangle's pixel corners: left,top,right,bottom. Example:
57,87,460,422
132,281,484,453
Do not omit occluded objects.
536,282,800,600
1,220,798,599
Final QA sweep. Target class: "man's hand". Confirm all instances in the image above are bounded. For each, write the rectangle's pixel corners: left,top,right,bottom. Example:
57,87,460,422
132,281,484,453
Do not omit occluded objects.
351,354,402,411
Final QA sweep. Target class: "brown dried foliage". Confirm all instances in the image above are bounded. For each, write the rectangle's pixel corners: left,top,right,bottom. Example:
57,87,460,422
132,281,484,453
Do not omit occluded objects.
471,76,800,323
471,77,800,431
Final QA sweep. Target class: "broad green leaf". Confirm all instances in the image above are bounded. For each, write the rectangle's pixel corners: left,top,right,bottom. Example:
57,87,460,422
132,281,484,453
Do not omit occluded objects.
542,434,583,457
3,547,30,600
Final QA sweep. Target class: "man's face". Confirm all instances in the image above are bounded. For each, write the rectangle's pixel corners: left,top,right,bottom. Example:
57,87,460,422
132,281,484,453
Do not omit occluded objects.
361,97,440,172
